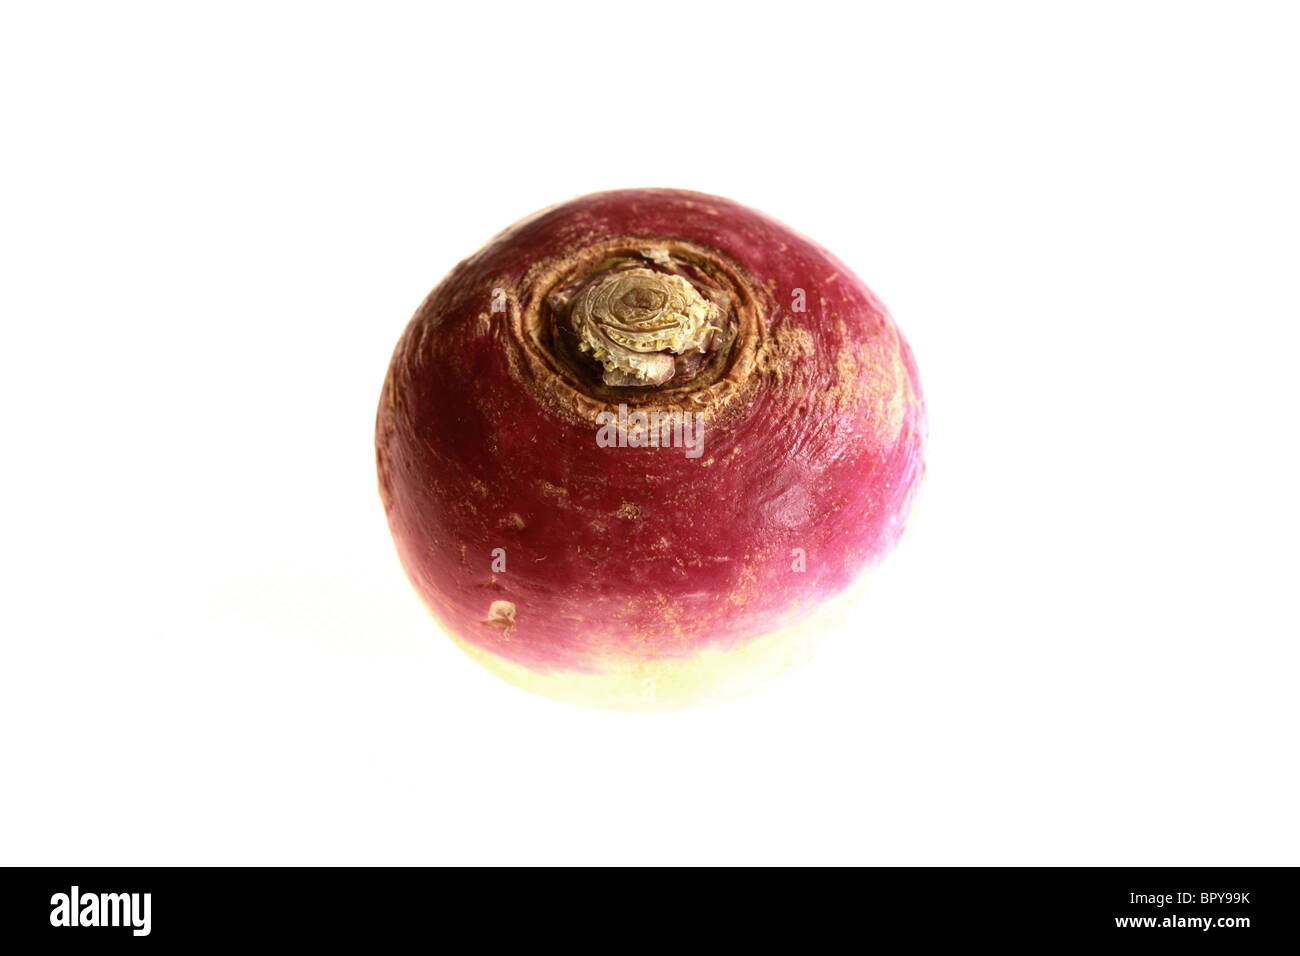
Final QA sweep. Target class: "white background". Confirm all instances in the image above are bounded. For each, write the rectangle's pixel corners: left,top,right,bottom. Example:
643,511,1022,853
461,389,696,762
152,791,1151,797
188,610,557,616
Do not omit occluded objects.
2,2,1297,865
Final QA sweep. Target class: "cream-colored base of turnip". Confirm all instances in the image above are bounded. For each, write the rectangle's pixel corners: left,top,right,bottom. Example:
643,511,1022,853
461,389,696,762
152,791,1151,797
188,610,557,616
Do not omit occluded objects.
441,579,873,712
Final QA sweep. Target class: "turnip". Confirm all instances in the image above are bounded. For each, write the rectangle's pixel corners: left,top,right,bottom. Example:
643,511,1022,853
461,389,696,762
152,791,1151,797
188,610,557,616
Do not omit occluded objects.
376,189,926,710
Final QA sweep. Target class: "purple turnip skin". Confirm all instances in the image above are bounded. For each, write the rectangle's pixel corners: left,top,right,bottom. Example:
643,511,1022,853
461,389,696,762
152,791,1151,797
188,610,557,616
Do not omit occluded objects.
377,189,925,709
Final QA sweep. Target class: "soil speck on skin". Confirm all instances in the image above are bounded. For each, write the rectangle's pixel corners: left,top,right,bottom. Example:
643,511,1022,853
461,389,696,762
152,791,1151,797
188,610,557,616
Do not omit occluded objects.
618,502,641,520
